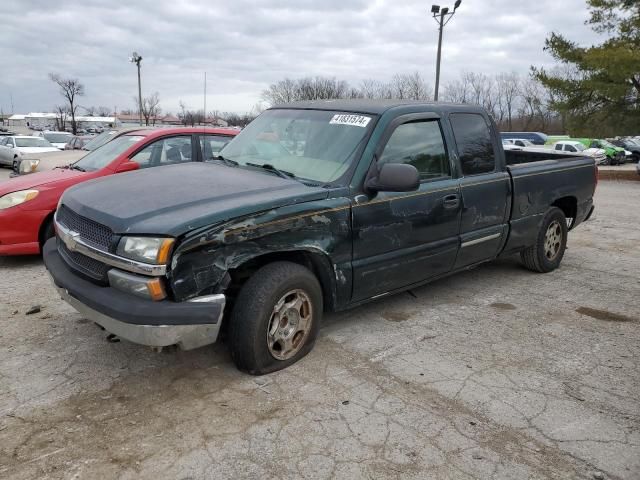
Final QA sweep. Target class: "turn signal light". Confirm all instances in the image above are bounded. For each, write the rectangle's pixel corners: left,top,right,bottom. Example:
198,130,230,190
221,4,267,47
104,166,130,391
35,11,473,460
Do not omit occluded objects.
147,278,166,301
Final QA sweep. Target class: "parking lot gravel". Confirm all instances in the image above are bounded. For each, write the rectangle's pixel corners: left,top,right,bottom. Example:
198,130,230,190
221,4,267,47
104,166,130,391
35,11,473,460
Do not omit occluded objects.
0,179,638,479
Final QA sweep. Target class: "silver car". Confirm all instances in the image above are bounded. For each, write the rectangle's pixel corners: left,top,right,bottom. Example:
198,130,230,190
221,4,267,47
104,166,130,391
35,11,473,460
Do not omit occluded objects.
0,135,59,169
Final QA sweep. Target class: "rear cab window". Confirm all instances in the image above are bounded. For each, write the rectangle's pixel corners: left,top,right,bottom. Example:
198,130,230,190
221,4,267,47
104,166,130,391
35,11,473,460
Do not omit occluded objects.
449,113,496,176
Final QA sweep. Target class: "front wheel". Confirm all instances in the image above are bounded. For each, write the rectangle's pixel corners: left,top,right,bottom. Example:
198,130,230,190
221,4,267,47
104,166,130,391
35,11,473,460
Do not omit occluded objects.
520,207,568,273
228,261,323,375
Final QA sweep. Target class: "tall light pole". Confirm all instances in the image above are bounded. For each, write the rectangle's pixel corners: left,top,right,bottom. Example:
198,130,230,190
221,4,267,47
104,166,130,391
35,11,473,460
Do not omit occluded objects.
431,0,461,101
129,52,143,126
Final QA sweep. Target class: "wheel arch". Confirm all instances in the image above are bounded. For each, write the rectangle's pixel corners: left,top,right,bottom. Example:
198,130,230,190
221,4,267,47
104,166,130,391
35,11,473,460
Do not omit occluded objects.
551,196,577,228
38,210,56,250
226,248,339,312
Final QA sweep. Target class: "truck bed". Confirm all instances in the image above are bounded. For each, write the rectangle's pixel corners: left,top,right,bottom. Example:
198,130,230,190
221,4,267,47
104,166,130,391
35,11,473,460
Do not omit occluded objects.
504,148,578,165
500,151,596,255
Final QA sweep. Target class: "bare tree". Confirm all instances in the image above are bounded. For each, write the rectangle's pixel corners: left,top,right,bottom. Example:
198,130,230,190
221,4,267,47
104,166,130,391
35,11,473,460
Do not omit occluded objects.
496,73,520,130
49,73,84,134
440,76,471,103
394,72,432,101
262,78,299,105
53,105,69,131
96,106,112,117
135,92,161,126
178,101,187,125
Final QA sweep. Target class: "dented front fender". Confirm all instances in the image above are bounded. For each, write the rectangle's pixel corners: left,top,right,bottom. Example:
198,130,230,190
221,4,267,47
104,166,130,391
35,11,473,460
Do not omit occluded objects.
169,197,353,308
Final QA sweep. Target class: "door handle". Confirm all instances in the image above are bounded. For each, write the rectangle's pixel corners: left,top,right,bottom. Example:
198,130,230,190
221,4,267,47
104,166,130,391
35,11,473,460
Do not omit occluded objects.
443,194,459,209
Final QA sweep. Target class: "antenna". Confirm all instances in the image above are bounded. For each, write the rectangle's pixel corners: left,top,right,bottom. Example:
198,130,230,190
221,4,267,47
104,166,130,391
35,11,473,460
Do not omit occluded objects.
204,71,207,131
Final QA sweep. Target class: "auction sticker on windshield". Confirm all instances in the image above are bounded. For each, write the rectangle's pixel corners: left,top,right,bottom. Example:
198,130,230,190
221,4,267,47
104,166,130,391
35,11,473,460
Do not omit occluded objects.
329,114,371,128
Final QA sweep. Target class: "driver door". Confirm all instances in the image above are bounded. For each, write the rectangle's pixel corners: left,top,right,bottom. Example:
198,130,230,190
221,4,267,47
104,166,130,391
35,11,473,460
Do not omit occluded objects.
351,116,461,302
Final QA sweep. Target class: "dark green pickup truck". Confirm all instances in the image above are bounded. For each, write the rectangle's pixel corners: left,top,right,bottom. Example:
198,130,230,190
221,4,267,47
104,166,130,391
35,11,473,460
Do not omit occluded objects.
44,100,596,374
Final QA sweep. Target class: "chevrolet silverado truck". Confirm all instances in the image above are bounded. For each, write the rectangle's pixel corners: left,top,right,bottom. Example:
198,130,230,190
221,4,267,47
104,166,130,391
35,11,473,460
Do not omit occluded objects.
44,100,597,375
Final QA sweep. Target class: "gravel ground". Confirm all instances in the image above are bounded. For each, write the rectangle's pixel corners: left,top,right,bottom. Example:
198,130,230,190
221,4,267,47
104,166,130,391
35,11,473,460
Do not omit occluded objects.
0,180,638,479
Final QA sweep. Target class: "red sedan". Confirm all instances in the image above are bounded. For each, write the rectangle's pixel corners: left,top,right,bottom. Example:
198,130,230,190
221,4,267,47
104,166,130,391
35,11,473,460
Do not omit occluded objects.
0,127,238,255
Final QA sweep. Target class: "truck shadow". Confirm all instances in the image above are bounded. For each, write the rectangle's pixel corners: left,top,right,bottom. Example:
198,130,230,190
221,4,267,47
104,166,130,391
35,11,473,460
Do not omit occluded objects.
0,254,43,268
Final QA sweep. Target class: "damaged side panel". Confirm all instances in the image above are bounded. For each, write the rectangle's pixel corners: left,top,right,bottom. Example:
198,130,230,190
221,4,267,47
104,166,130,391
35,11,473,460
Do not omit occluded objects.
169,197,353,308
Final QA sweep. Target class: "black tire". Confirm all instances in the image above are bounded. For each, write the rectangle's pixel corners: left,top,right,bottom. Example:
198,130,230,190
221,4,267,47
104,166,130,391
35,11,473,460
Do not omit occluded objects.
229,261,323,375
520,207,568,273
40,217,55,250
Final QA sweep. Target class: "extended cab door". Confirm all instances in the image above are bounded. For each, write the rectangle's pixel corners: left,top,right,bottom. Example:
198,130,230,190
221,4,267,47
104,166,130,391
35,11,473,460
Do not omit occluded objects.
448,112,510,269
351,115,461,302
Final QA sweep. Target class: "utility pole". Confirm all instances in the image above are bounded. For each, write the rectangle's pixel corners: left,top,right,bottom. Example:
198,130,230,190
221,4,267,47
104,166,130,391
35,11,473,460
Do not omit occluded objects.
129,52,143,125
431,1,462,101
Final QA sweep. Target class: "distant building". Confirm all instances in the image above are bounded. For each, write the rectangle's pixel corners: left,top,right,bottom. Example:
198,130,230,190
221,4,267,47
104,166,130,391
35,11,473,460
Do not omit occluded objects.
6,113,119,130
8,114,27,127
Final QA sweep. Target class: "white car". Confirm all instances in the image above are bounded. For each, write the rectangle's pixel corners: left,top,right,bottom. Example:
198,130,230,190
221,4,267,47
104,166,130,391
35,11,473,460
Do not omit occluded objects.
502,138,536,148
552,140,607,165
0,135,60,168
37,131,74,150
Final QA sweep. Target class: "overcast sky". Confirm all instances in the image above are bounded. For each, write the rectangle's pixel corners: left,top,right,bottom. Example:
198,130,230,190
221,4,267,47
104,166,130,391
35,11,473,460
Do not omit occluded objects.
2,0,602,115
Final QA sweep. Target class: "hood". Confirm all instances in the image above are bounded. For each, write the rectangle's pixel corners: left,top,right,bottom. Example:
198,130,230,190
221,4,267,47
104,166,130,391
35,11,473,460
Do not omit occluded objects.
16,147,60,154
62,162,329,236
50,143,67,149
19,149,86,173
0,168,87,195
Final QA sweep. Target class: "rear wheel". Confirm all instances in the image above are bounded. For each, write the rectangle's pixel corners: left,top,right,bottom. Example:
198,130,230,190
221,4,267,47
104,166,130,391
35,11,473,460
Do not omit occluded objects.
228,261,322,375
520,207,568,273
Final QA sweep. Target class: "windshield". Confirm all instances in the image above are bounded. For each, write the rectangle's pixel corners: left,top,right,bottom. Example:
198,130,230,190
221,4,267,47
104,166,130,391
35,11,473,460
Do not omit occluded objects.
82,130,117,151
43,133,72,143
573,143,586,151
221,109,374,183
15,137,54,148
74,135,144,171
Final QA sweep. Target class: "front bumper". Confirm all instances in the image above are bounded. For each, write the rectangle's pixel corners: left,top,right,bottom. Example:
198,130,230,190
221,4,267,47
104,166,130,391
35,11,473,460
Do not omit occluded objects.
43,239,225,350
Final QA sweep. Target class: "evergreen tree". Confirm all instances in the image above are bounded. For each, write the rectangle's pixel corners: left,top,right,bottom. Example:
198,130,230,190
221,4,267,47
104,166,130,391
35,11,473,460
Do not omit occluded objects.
533,0,640,136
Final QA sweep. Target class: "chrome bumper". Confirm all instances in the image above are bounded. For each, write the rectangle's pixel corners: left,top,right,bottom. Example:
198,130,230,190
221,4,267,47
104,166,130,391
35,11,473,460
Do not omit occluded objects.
56,285,225,350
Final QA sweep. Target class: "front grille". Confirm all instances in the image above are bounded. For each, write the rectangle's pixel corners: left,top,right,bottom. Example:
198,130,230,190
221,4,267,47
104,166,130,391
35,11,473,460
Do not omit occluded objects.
58,238,110,283
57,204,113,251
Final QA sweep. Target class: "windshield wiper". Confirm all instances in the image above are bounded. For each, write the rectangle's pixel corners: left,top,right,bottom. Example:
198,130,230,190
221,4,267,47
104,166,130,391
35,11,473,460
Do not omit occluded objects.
69,164,86,172
212,154,239,167
246,162,296,180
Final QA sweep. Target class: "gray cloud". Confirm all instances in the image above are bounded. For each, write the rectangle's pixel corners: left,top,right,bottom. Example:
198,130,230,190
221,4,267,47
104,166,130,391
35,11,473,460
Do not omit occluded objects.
1,0,602,114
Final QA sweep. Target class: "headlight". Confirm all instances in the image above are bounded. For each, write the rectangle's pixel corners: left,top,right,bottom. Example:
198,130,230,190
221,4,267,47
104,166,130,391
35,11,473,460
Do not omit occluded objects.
0,189,40,210
19,159,40,174
116,236,174,264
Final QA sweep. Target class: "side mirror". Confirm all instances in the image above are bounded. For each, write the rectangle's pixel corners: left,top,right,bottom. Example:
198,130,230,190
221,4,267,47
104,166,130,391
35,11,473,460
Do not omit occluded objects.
365,163,420,193
115,161,139,173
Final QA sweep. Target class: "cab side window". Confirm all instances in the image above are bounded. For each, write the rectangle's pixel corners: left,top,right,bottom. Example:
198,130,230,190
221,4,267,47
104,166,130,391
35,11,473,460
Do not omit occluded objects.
555,144,563,151
130,136,192,169
450,113,496,176
379,120,450,181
